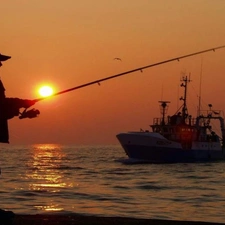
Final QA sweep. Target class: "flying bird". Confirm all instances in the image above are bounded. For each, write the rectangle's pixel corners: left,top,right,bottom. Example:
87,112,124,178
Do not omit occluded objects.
114,57,122,61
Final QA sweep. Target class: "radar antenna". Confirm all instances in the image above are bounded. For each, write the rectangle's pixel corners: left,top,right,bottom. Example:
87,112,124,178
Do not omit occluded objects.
159,101,170,125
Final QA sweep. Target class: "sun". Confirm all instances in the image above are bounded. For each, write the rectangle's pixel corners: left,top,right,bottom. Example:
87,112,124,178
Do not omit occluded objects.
38,85,54,97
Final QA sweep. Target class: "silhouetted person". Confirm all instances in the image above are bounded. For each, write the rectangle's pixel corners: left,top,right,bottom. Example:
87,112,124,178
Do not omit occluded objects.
0,54,37,143
0,79,36,143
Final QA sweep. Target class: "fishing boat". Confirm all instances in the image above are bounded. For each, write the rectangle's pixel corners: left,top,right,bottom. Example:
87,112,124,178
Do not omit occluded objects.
116,76,225,163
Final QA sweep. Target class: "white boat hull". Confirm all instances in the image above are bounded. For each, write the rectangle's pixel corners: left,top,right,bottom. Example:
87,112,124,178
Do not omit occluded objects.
116,132,225,163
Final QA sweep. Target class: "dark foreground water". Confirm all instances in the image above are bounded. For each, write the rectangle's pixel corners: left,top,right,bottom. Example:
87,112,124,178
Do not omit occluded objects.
1,144,225,223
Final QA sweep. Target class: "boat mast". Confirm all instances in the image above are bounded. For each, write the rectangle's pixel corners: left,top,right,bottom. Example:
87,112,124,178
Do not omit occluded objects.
180,75,191,121
198,57,203,117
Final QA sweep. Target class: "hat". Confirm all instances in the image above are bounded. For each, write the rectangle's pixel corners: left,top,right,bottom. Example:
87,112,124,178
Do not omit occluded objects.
0,54,11,61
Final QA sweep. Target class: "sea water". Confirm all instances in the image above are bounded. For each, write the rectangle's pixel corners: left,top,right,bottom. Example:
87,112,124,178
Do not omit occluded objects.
1,144,225,223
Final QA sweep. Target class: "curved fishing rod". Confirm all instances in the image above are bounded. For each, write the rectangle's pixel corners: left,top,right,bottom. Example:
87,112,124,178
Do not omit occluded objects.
33,45,225,103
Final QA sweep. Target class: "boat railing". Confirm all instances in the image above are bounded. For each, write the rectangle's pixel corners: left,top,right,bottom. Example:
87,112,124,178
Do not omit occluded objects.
153,118,163,125
199,110,224,118
153,116,197,126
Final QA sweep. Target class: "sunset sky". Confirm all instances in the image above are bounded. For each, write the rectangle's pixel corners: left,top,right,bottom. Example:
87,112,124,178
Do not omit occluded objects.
1,0,225,145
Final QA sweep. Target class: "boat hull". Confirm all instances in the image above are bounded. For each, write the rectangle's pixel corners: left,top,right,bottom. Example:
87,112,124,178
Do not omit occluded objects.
117,132,225,163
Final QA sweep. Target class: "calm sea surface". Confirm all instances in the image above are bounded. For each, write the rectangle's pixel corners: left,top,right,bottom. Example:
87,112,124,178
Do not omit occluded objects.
1,144,225,223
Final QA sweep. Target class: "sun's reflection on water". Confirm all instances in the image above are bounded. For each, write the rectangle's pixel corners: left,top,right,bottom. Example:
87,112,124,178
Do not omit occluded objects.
26,144,70,212
34,204,64,212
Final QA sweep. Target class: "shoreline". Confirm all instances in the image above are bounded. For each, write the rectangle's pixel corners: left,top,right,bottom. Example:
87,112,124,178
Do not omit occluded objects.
2,214,224,225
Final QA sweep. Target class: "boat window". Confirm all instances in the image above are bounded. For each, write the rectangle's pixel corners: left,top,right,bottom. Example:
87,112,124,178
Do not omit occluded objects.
163,128,168,132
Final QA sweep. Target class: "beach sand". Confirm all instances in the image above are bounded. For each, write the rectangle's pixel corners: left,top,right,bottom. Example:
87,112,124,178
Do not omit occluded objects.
0,214,224,225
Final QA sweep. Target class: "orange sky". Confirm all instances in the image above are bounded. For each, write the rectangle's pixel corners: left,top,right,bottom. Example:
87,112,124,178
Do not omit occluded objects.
1,0,225,145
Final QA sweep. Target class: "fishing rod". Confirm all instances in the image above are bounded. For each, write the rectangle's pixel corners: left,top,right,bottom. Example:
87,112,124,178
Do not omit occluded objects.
33,45,225,103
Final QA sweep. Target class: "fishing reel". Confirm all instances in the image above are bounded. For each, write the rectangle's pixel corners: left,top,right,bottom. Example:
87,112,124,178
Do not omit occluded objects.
19,108,40,119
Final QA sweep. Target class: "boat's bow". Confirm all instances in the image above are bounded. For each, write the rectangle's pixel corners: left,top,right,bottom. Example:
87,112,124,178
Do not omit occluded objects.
116,131,183,162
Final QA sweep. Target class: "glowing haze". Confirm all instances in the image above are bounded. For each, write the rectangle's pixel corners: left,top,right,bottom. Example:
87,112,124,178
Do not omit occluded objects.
1,1,225,145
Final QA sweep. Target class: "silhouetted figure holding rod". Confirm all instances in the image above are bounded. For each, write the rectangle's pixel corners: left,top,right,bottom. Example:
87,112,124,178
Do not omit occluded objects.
0,54,38,144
